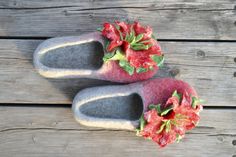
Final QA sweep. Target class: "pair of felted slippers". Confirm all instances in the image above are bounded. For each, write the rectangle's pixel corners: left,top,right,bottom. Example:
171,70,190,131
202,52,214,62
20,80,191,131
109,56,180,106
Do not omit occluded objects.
34,21,203,147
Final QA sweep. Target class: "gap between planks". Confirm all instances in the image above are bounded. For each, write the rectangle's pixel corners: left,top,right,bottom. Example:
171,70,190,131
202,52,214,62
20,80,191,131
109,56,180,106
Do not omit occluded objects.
1,103,236,109
0,0,236,39
2,36,236,42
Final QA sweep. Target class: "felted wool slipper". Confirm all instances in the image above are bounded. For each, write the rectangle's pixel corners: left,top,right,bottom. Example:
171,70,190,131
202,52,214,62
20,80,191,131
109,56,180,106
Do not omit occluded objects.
33,21,164,83
72,78,203,147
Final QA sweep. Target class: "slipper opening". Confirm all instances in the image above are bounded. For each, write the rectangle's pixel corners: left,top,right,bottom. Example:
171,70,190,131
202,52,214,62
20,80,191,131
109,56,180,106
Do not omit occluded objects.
40,41,104,70
79,93,143,121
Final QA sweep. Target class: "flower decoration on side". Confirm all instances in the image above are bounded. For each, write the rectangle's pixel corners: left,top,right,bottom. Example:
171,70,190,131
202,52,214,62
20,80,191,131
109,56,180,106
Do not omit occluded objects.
98,21,164,75
136,90,203,147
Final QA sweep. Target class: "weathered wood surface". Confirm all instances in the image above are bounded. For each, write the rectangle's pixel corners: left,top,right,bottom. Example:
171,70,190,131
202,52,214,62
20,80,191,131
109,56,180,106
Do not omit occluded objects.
0,0,235,156
0,106,235,157
0,39,235,105
0,0,236,39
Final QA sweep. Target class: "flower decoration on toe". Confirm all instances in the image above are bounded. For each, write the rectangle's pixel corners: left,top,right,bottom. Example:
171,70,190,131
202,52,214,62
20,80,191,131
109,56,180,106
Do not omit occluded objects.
98,21,164,75
136,90,203,148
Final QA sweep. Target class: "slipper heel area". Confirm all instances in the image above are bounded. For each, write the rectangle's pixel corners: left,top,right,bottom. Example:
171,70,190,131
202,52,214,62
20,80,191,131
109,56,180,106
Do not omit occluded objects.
72,84,143,130
34,32,104,79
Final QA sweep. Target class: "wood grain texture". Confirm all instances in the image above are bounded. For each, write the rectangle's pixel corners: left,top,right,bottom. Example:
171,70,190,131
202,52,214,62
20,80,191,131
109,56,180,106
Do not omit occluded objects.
0,0,236,39
0,106,235,157
0,39,235,105
0,1,235,156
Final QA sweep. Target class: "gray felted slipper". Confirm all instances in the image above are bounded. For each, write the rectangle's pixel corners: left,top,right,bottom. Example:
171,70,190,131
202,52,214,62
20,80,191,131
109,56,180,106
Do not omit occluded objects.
33,32,162,83
72,78,200,130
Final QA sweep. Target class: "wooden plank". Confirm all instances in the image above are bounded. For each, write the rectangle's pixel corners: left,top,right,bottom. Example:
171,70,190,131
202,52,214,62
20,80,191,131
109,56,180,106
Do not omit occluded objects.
0,0,234,9
0,106,235,157
0,39,235,105
0,0,236,39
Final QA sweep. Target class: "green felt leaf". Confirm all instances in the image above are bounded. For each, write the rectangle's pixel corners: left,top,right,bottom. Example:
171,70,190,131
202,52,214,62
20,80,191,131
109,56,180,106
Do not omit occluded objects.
140,114,146,131
191,97,197,109
126,36,130,43
103,49,126,63
119,60,135,75
176,134,182,143
132,43,145,46
151,55,164,67
130,45,139,50
110,49,126,60
136,114,147,136
114,24,123,40
125,65,135,75
156,104,162,114
130,37,136,45
191,97,205,109
156,122,166,134
151,34,156,39
135,129,141,136
102,49,135,75
127,26,137,43
131,44,151,51
129,28,135,43
125,28,135,43
172,90,181,101
96,27,103,32
125,33,129,41
149,103,173,116
119,31,124,40
104,40,110,51
135,34,144,43
119,60,126,66
136,67,148,73
148,104,156,110
103,52,115,62
148,104,161,114
160,106,173,116
165,120,171,133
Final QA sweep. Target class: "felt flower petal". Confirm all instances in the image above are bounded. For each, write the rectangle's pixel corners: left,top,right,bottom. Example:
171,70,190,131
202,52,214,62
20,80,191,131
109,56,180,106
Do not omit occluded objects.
102,23,123,52
133,21,153,40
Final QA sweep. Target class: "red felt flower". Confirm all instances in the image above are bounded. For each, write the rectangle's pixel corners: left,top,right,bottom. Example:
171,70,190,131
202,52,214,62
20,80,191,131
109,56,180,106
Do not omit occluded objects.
133,21,153,40
100,21,164,75
102,22,123,51
115,21,131,37
124,39,162,69
137,90,203,148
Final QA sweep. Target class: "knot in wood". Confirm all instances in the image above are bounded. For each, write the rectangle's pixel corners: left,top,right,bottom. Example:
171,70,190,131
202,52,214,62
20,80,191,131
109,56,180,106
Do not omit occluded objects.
232,140,236,146
196,50,205,58
169,68,180,77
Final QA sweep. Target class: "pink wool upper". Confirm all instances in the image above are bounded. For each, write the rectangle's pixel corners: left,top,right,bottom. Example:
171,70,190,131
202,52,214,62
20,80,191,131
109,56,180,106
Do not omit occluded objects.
97,61,158,83
139,78,198,111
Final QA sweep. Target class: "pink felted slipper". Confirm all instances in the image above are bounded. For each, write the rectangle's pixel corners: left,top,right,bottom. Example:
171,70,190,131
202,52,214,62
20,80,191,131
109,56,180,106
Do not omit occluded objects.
34,21,164,83
72,78,203,147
